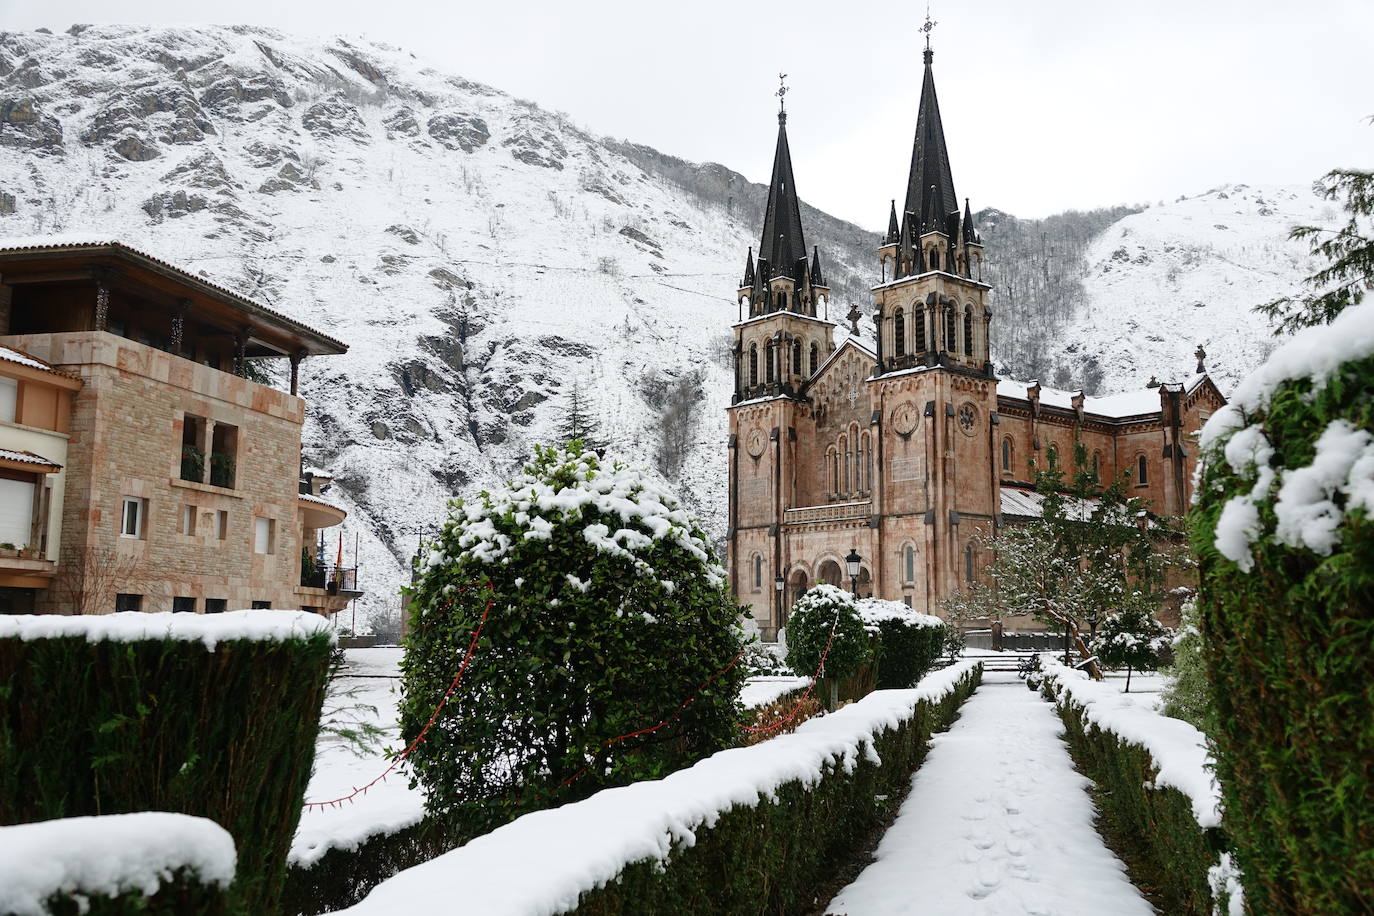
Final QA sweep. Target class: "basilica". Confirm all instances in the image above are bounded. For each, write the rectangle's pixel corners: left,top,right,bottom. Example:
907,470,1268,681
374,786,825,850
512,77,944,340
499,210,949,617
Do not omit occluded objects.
725,42,1226,639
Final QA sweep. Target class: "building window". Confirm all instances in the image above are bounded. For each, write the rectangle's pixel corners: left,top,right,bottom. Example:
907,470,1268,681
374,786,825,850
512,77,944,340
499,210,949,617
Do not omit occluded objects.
902,595,912,608
1047,444,1059,471
964,306,974,356
752,554,762,590
173,596,196,613
945,308,956,353
120,497,145,539
749,345,758,386
914,307,926,351
254,517,276,555
181,414,206,482
1001,438,1012,472
251,600,272,610
893,308,906,358
115,593,142,612
904,544,916,583
0,377,16,424
809,342,819,376
765,343,775,383
829,448,838,492
792,340,802,376
1092,451,1101,478
1137,455,1149,486
205,598,227,614
216,510,228,540
965,544,975,583
180,504,197,536
210,423,238,488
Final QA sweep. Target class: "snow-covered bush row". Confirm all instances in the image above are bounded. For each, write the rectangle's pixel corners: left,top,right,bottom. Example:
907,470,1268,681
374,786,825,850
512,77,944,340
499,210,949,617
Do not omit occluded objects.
336,660,983,916
0,610,335,650
0,813,235,916
1040,658,1241,915
857,597,947,689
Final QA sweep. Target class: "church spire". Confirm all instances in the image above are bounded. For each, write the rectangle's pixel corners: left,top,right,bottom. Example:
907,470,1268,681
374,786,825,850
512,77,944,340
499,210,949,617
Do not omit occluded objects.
885,200,900,244
757,73,808,283
903,16,958,238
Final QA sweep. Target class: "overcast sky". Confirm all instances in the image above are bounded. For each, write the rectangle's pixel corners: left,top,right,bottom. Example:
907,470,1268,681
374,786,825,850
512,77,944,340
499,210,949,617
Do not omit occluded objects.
9,0,1373,227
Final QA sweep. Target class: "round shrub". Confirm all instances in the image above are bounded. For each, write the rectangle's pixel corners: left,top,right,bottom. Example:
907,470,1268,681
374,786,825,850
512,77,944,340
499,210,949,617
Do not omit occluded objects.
1191,303,1374,914
857,598,946,689
400,444,746,832
784,585,872,682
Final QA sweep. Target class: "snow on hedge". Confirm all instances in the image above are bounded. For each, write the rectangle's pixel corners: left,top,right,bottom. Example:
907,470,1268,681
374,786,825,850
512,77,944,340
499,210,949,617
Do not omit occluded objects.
855,596,943,631
335,659,982,915
0,610,335,650
0,813,236,916
1199,302,1374,570
1041,657,1221,828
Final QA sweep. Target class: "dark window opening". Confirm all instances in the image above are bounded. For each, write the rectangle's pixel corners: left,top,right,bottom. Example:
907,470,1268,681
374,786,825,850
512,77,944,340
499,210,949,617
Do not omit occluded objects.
115,593,142,613
1137,455,1149,485
250,600,272,610
173,596,196,613
205,598,227,614
964,307,974,356
749,345,758,386
809,343,819,376
894,309,906,358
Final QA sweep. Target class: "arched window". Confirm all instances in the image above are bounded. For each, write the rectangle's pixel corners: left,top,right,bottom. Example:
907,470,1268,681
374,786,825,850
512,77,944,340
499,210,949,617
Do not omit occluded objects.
893,308,906,358
1137,454,1149,485
792,340,802,376
842,435,851,492
973,253,982,281
904,544,916,583
1001,438,1012,472
945,308,957,353
929,248,938,272
749,344,758,386
1092,451,1101,479
810,342,819,376
964,306,974,356
965,544,975,582
914,306,926,351
829,448,839,492
1047,444,1059,471
860,432,871,490
765,342,775,383
753,555,763,590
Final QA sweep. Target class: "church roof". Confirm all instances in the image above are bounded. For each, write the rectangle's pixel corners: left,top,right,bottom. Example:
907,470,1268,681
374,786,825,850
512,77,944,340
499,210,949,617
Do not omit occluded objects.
902,48,959,238
758,112,809,281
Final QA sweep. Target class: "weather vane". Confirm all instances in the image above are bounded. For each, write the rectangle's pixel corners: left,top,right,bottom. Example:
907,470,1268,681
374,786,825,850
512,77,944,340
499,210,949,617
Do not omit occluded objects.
921,6,937,51
776,72,789,115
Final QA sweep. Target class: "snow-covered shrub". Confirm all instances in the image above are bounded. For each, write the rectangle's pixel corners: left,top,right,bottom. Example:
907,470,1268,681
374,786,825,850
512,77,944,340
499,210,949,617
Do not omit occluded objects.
857,597,946,689
740,639,792,677
400,444,746,834
1191,301,1374,914
784,585,873,690
1093,607,1171,692
1041,660,1228,916
1160,594,1215,736
0,612,334,914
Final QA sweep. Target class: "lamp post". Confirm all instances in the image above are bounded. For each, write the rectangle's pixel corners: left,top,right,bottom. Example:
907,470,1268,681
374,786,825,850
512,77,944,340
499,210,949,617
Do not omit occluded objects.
774,573,785,633
845,548,862,599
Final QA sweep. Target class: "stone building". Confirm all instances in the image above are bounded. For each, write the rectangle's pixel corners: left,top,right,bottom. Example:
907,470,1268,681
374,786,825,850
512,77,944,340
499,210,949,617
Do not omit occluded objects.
726,47,1225,639
0,240,359,616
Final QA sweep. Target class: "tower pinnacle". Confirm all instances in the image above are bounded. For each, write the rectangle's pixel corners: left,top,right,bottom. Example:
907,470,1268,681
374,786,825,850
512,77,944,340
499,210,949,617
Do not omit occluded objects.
776,72,788,123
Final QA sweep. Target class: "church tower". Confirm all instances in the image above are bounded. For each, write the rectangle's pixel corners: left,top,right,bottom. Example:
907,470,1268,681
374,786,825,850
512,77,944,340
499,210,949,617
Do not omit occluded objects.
867,30,1001,612
727,93,837,636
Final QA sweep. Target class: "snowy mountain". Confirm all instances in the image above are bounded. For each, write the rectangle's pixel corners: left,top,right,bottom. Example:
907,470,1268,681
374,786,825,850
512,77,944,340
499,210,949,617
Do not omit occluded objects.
0,25,1321,629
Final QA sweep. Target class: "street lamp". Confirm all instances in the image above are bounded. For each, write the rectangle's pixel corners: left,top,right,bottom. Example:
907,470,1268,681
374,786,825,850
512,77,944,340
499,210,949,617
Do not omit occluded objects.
774,574,785,631
845,548,862,599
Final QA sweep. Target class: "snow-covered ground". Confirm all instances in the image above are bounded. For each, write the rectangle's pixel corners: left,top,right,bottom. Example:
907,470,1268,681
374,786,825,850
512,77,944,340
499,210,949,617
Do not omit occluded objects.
827,672,1153,916
292,647,814,866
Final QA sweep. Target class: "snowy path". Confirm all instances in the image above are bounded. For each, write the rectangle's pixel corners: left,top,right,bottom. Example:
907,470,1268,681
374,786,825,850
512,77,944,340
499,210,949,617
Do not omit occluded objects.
827,672,1154,916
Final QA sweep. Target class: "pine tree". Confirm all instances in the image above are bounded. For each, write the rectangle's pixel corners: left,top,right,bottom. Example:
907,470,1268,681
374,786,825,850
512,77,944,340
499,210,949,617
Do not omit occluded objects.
1257,164,1374,335
1094,606,1171,692
555,379,607,454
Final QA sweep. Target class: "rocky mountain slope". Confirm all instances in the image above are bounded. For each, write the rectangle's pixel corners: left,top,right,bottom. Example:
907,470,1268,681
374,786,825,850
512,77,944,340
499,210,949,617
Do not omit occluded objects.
0,25,1321,629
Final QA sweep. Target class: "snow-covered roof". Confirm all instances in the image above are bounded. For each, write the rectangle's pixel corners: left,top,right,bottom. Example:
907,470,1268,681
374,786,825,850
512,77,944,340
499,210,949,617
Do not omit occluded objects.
809,336,876,382
0,238,347,353
731,310,836,331
997,378,1162,419
1000,486,1101,520
0,813,236,916
0,448,62,471
0,345,81,382
299,491,346,513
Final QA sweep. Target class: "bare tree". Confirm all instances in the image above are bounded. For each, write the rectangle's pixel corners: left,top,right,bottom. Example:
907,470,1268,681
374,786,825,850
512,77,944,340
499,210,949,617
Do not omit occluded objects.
51,543,146,615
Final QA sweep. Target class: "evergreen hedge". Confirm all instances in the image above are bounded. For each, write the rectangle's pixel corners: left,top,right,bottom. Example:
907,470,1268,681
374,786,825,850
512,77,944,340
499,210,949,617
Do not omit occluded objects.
572,665,981,915
858,598,946,689
1045,682,1226,915
1192,312,1374,914
31,871,231,916
282,818,454,916
0,621,333,914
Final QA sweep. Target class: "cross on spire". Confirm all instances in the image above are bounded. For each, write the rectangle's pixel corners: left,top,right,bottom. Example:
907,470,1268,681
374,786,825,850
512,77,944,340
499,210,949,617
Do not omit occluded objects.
776,72,789,122
921,6,937,61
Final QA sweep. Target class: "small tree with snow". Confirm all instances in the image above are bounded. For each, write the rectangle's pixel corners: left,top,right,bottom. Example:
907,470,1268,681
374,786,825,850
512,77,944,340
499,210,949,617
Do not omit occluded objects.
1094,608,1171,692
556,379,607,454
785,585,873,708
400,443,745,833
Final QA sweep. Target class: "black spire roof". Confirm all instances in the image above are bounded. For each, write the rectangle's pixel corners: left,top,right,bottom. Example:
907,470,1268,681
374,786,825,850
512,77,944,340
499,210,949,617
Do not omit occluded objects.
903,48,958,238
757,112,808,280
742,247,755,286
885,200,900,244
962,197,979,244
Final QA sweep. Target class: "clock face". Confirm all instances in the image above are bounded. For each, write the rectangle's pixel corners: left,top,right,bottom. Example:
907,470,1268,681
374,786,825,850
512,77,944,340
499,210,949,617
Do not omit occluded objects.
958,403,977,436
746,428,767,457
891,402,918,436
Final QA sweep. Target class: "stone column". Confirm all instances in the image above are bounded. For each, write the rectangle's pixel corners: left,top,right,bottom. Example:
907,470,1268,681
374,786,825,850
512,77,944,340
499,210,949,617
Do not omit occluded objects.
289,349,306,396
202,419,216,484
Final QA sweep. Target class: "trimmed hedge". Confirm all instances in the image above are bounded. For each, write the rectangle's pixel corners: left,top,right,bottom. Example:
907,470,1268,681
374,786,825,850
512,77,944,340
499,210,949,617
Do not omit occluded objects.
573,665,982,914
1045,681,1225,915
32,871,231,916
282,817,455,916
1191,310,1374,914
0,622,333,914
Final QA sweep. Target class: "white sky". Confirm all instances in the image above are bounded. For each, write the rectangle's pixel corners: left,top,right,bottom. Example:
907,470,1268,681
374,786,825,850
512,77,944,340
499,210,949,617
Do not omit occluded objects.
8,0,1373,228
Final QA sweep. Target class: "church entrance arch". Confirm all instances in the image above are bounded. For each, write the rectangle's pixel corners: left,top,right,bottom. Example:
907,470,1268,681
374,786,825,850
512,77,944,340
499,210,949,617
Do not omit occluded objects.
786,569,809,625
817,559,842,588
857,567,873,599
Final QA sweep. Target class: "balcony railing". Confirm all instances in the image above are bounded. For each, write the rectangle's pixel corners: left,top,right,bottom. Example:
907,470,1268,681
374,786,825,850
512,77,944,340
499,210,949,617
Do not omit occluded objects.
301,565,360,594
783,500,873,525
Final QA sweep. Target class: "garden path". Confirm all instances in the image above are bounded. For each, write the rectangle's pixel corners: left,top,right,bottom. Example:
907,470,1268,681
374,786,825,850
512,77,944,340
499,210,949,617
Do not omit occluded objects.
826,671,1154,915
